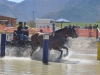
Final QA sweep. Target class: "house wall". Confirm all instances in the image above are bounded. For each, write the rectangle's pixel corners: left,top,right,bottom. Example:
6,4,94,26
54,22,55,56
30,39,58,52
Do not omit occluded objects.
8,18,16,27
35,19,55,32
36,19,54,28
0,15,16,27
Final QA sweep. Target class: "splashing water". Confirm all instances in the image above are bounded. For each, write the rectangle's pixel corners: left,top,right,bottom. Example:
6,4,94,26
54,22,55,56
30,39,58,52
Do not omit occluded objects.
4,46,61,62
0,37,98,62
60,37,97,64
31,47,60,62
5,45,32,57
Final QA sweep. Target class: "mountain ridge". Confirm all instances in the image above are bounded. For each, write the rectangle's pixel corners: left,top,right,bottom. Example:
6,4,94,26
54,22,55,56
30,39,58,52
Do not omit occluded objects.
42,0,100,22
0,0,100,22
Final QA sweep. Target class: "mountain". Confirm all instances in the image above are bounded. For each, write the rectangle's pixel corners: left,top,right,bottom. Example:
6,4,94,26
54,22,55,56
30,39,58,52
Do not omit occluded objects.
42,0,100,22
2,0,16,6
13,0,69,21
0,0,17,18
0,0,100,22
0,0,69,22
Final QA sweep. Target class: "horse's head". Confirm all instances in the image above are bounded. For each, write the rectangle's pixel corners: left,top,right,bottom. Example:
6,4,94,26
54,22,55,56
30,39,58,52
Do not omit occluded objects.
71,27,78,38
55,27,69,39
55,27,78,39
65,26,78,38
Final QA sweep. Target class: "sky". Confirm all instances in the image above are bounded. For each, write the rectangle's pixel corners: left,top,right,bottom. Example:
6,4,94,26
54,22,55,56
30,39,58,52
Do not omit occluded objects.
8,0,24,3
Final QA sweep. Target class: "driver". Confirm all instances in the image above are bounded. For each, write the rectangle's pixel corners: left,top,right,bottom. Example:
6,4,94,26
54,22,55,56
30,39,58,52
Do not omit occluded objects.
17,22,23,40
17,22,29,44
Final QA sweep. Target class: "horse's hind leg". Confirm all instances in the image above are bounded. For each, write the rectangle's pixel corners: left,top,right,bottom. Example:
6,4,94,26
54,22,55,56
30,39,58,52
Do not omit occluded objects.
62,46,68,56
30,51,33,56
30,47,34,56
30,44,36,56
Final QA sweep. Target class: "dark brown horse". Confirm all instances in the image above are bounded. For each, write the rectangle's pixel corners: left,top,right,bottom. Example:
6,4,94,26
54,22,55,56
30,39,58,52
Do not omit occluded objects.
30,27,78,59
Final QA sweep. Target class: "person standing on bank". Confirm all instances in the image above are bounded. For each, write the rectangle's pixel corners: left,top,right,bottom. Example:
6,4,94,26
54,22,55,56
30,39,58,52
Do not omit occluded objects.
88,24,92,37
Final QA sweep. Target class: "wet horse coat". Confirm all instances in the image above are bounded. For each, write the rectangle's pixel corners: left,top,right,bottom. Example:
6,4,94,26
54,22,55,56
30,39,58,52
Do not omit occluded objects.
31,27,78,59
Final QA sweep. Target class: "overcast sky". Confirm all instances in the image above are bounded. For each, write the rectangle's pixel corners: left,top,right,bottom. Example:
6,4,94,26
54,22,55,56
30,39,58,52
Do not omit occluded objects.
8,0,24,3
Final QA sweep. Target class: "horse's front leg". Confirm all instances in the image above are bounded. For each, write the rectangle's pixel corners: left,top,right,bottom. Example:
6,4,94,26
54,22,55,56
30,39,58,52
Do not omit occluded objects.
56,48,63,60
30,48,36,56
62,45,68,56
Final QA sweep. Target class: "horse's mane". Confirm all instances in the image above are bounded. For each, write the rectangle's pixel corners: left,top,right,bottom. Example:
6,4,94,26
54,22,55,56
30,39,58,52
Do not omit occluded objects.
48,27,68,36
55,27,67,33
32,27,68,36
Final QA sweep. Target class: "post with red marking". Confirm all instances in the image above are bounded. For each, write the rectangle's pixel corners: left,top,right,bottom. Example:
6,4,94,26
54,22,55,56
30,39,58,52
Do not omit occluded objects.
42,33,49,64
1,33,6,57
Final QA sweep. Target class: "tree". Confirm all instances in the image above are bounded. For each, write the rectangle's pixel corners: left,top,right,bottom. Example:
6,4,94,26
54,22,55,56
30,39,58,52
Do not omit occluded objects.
27,21,36,28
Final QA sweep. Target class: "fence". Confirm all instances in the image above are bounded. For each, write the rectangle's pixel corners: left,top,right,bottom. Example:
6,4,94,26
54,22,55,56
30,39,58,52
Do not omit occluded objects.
75,28,100,37
36,28,100,37
0,26,100,37
35,28,52,33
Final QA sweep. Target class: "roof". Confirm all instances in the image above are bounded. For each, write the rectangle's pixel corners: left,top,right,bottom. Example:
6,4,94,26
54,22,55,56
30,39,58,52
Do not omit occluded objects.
0,15,17,20
55,18,70,23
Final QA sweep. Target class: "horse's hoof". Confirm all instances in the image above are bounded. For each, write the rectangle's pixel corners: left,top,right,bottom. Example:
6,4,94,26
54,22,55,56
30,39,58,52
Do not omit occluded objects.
55,59,60,62
63,54,68,57
56,57,61,62
30,52,33,56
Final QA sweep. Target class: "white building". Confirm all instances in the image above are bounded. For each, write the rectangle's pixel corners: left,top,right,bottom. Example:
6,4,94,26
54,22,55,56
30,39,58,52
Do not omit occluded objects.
36,18,55,29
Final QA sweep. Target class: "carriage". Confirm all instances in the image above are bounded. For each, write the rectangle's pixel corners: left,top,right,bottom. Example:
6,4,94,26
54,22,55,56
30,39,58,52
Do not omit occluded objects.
6,26,78,59
6,29,31,47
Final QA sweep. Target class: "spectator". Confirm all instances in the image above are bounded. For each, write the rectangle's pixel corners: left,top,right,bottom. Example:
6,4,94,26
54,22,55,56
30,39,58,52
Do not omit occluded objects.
40,29,43,32
72,25,75,28
69,25,72,29
75,24,80,28
88,24,92,29
93,24,98,29
88,24,92,37
7,23,11,27
84,24,88,29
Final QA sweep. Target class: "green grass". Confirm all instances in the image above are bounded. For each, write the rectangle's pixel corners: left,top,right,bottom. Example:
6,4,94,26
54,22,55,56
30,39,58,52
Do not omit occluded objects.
55,22,100,28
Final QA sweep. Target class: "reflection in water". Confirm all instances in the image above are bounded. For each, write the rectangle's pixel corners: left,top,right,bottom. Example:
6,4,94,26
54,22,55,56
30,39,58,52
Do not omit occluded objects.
0,37,100,75
0,58,68,75
1,54,100,75
96,62,100,74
